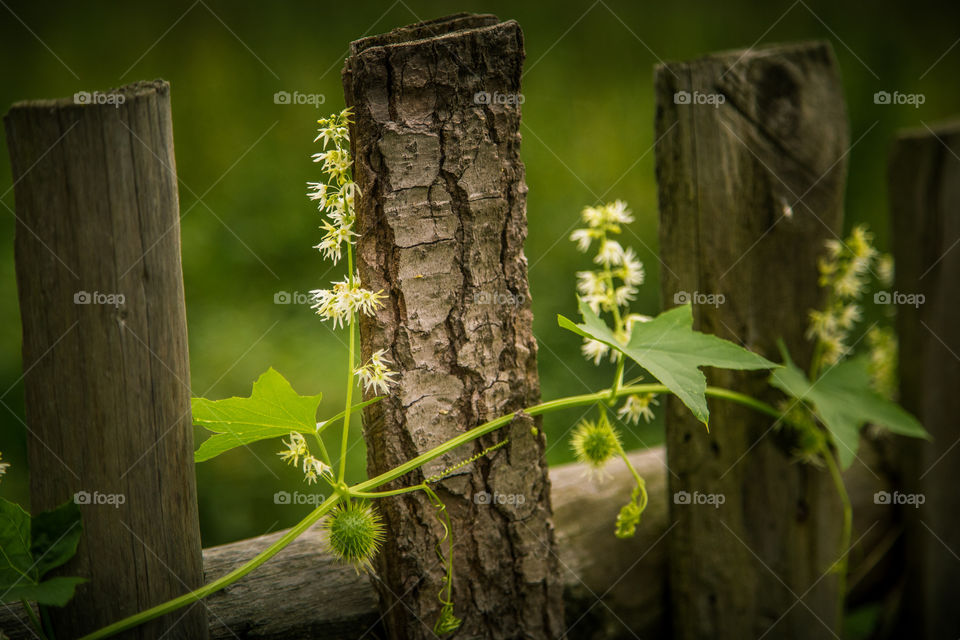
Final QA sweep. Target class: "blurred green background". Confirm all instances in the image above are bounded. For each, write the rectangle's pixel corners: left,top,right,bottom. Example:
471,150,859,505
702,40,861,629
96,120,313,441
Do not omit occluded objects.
0,0,957,550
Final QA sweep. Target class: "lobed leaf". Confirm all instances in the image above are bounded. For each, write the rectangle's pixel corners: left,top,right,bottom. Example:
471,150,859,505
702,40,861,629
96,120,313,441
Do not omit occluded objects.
560,301,777,425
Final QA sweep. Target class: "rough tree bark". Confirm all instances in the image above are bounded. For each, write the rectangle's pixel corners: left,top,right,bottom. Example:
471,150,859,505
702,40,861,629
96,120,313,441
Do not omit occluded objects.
655,42,849,639
4,81,206,637
889,121,960,640
342,14,564,639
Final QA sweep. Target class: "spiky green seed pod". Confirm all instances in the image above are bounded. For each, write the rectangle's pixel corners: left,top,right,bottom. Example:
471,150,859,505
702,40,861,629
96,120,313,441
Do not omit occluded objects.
570,414,621,471
324,501,385,571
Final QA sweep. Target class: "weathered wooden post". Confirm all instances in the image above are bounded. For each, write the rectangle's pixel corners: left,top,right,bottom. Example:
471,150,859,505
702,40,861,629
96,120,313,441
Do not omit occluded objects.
889,122,960,639
655,42,849,639
4,81,206,638
343,14,564,638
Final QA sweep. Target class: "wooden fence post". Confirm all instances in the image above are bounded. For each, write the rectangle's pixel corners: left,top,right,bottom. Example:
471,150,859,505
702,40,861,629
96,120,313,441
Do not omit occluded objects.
342,14,564,639
4,81,206,638
654,42,849,639
889,122,960,639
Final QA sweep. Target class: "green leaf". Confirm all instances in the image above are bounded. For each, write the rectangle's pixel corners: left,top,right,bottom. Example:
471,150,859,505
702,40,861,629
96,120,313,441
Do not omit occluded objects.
0,499,34,596
193,368,323,462
31,501,83,578
559,301,777,425
0,498,86,606
770,348,929,469
3,577,86,607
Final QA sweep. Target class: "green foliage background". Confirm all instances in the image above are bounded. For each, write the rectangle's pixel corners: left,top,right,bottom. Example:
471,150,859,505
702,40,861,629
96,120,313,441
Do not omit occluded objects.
0,0,956,547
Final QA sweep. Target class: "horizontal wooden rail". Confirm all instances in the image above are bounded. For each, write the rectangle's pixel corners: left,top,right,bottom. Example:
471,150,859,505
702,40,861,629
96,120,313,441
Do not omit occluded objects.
0,445,894,639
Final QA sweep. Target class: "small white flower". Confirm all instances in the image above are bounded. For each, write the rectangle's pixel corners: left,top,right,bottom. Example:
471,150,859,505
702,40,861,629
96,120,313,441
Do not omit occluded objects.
570,228,596,253
0,452,10,481
581,206,606,228
876,254,894,287
604,200,634,225
836,304,861,329
278,432,308,467
618,394,659,425
833,266,865,299
355,349,398,395
594,240,626,266
581,338,611,365
619,248,645,286
303,455,333,484
576,270,607,297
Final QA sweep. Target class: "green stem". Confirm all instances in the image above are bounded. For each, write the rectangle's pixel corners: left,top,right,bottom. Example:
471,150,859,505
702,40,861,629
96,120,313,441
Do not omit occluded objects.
338,312,356,485
353,384,782,492
822,443,852,624
83,383,785,639
21,599,44,638
79,496,339,640
349,485,426,499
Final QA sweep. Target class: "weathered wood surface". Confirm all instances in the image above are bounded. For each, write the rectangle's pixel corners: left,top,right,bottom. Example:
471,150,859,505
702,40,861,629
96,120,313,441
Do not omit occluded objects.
889,121,960,640
655,42,850,639
4,81,206,638
0,447,894,639
343,15,563,639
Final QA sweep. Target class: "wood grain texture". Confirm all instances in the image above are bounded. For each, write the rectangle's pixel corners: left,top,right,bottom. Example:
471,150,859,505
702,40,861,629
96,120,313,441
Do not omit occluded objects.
654,42,849,639
889,121,960,640
4,81,206,639
342,15,563,639
0,448,897,639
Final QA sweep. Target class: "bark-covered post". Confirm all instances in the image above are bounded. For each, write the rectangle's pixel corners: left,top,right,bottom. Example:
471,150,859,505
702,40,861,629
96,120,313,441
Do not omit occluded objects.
889,122,960,639
4,81,206,638
654,43,849,639
343,15,564,639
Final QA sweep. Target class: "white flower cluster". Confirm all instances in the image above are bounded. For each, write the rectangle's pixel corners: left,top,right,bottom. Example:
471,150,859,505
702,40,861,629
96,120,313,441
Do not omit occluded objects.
310,273,385,329
354,349,397,395
570,200,648,364
306,109,397,397
570,200,659,424
278,432,333,485
808,225,891,366
0,451,9,481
